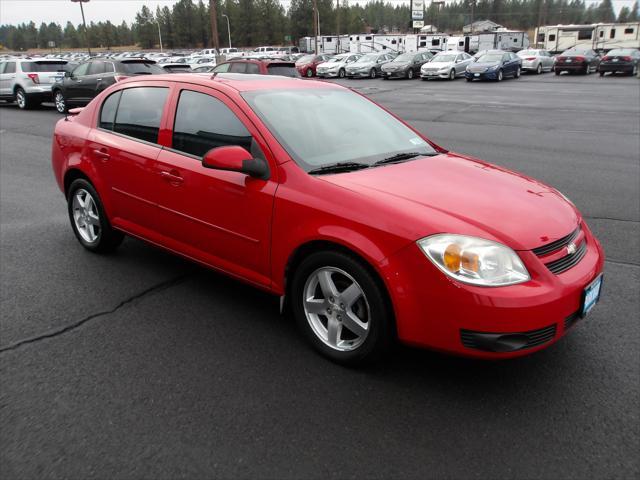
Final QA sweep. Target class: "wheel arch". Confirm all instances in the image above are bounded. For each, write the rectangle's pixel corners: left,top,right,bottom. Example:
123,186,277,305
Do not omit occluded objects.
63,168,93,198
283,239,397,333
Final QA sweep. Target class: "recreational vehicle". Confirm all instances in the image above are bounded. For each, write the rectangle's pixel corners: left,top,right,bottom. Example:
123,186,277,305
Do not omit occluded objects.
403,34,449,52
535,23,640,52
470,31,530,52
298,36,350,54
349,34,404,54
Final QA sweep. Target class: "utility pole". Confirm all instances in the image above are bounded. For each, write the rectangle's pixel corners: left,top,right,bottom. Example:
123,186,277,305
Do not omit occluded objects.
470,0,475,35
71,0,91,56
536,0,546,46
209,0,220,51
312,0,319,54
336,0,340,53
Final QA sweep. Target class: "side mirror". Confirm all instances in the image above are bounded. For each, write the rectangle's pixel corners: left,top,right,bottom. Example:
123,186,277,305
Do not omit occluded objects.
202,145,269,180
64,70,72,77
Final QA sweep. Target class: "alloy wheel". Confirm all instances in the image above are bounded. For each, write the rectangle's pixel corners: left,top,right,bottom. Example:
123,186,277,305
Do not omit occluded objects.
537,64,542,74
449,69,455,80
497,70,503,81
54,92,66,113
16,89,26,109
72,188,101,243
306,68,313,77
408,69,414,79
302,267,370,352
370,68,376,79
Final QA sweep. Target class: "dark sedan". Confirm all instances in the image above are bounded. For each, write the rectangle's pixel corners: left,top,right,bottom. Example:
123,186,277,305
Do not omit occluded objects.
599,48,640,76
554,48,601,75
52,58,164,113
381,51,433,79
465,51,522,82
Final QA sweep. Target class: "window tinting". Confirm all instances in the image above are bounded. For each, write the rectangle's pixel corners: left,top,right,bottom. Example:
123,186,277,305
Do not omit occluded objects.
88,62,106,75
22,62,67,72
624,28,634,34
549,34,556,41
229,62,247,73
246,63,260,74
114,87,168,144
213,63,231,73
172,90,252,157
578,29,592,40
118,61,164,74
267,65,299,77
72,63,90,76
5,62,16,73
99,90,121,130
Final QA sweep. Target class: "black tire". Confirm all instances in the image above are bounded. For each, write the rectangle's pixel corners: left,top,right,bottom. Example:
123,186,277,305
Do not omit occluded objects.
514,66,521,78
536,63,542,74
466,77,473,82
407,68,414,79
496,69,503,81
631,65,638,76
15,88,36,110
599,71,605,77
338,68,345,78
306,68,313,77
53,90,68,113
448,69,455,80
290,250,393,365
369,68,376,79
555,69,561,76
67,178,124,253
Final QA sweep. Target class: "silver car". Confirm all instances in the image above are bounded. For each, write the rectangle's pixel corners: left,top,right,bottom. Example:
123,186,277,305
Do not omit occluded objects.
421,51,474,80
517,49,555,74
0,59,68,109
315,53,362,78
345,52,394,79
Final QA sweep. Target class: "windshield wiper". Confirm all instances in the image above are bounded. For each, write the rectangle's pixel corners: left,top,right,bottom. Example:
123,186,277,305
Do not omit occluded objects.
374,151,438,166
308,162,370,175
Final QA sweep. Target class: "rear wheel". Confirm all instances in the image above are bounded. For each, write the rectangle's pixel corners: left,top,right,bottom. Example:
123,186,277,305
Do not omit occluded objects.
466,77,473,82
369,68,376,79
555,69,561,76
291,250,393,365
67,179,123,253
599,71,605,77
15,88,36,110
54,90,67,113
631,65,638,76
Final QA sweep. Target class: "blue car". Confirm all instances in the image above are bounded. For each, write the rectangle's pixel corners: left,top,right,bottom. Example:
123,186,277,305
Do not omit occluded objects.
465,50,522,82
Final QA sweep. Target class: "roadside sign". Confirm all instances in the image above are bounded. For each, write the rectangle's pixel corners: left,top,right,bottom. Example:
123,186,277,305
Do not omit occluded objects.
413,20,424,28
412,0,424,9
284,35,291,41
412,10,424,20
48,41,56,47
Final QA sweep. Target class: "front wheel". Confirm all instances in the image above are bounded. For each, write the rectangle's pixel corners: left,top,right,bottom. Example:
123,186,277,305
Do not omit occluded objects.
536,63,542,74
466,77,473,82
497,69,503,81
338,68,345,78
555,69,561,76
290,251,393,365
369,68,376,79
306,68,313,78
448,69,455,80
514,67,521,78
54,90,67,113
599,71,605,77
407,68,414,79
67,179,123,253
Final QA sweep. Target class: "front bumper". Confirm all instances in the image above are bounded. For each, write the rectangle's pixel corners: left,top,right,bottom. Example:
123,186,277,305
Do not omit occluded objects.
316,70,339,78
421,70,449,79
382,69,408,78
381,222,605,358
465,70,499,80
346,69,372,78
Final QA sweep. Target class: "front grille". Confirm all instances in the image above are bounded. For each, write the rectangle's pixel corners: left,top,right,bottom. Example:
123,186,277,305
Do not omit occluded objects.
545,240,587,274
532,226,580,256
460,324,557,352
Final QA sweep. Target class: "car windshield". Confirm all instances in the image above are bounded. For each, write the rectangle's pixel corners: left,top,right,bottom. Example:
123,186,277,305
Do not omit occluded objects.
297,54,315,64
119,61,165,74
433,54,456,62
356,54,378,63
326,57,344,63
393,53,414,62
242,88,436,172
477,54,503,62
22,61,67,72
518,50,538,56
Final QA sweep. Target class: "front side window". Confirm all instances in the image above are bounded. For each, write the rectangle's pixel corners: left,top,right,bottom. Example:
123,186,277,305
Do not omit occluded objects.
72,63,90,77
242,88,436,172
88,62,106,75
172,90,252,158
113,87,168,144
246,63,260,74
213,63,231,73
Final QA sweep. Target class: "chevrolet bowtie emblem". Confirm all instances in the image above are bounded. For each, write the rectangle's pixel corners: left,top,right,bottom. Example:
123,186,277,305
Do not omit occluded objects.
567,243,577,255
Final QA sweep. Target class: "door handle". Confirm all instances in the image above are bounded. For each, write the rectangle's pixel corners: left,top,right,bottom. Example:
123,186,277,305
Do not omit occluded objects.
92,148,110,160
96,78,102,81
159,170,184,184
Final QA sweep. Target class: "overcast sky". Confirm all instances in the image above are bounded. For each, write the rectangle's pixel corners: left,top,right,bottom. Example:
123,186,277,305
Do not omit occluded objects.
0,0,631,25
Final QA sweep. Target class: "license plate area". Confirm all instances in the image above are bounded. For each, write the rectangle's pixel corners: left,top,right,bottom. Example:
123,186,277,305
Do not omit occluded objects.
581,274,603,317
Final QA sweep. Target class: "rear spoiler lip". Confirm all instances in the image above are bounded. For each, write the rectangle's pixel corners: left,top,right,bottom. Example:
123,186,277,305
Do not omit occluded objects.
65,107,84,121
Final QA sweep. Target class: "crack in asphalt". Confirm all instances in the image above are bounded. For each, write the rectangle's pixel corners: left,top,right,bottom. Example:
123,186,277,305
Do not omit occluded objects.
0,274,189,354
584,215,639,224
605,259,640,268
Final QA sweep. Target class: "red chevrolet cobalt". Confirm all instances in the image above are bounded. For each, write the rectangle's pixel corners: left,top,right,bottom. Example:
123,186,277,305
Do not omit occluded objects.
51,74,604,365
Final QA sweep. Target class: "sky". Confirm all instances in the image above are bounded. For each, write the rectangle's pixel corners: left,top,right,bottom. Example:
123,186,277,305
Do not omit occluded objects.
0,0,633,26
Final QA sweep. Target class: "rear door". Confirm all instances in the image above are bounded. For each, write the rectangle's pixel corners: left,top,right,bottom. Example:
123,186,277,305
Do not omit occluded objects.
77,61,106,100
65,62,90,101
0,62,14,97
87,85,169,233
152,85,278,286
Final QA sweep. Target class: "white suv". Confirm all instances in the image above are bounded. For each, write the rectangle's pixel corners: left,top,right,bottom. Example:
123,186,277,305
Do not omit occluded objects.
0,59,69,109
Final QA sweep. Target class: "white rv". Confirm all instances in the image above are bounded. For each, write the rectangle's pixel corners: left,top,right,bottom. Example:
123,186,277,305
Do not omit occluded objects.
470,31,530,52
349,34,404,54
535,23,640,52
403,34,449,52
298,36,350,54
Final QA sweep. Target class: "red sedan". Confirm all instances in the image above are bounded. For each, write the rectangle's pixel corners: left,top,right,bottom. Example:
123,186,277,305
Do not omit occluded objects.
51,74,604,365
295,53,333,77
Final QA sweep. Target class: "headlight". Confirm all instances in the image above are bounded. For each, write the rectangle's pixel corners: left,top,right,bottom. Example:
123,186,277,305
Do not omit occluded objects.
417,234,530,287
487,64,500,71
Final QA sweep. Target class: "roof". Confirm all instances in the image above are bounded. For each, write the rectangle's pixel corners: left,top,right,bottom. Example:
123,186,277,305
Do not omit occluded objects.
119,73,342,93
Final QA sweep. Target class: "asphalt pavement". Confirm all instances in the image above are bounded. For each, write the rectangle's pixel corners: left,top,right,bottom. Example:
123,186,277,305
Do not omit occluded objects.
1,72,639,479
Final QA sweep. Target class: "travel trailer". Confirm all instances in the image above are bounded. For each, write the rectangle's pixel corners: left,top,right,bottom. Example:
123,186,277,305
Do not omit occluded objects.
403,34,449,52
298,36,350,54
349,34,404,54
535,23,640,52
470,31,530,52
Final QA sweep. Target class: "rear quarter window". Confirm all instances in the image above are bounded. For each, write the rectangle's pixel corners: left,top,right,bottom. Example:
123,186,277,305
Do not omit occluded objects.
118,62,164,75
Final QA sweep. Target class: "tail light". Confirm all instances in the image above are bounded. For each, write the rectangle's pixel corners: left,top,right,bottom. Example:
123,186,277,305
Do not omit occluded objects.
525,57,536,61
602,56,611,61
557,56,566,62
621,56,632,62
574,56,586,62
27,73,39,84
114,75,130,82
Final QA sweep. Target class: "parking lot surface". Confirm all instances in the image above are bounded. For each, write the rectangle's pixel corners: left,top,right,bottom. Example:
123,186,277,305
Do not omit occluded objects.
1,73,639,479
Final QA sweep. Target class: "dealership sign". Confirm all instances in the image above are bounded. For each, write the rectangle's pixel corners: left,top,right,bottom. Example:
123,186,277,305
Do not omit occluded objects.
412,10,424,19
413,20,424,28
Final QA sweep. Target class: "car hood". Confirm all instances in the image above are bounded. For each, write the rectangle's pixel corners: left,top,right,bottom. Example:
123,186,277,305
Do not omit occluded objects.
350,62,375,68
317,61,342,68
383,62,409,69
320,153,579,250
423,61,454,69
470,61,500,69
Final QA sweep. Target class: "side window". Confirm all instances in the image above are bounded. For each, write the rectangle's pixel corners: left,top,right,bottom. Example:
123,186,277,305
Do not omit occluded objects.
104,63,115,73
72,63,90,77
624,28,634,34
229,62,247,73
503,54,510,62
88,62,106,75
113,87,168,144
5,62,16,74
0,63,5,74
549,34,556,42
610,29,616,39
245,63,260,74
172,90,252,158
213,63,231,73
99,90,122,130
